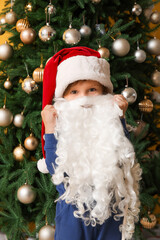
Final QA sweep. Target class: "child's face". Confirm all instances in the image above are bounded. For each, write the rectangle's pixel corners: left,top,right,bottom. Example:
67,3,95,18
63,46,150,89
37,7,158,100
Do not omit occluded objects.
63,80,104,101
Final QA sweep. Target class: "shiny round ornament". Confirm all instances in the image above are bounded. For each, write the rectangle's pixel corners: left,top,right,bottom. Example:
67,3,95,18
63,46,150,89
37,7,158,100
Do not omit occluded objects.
0,15,6,26
140,213,157,229
138,96,153,113
17,184,36,204
4,78,12,89
0,106,13,127
152,90,160,103
24,134,38,151
13,145,28,161
151,70,160,86
112,38,130,57
121,87,137,104
20,28,36,44
22,76,38,94
157,55,160,62
98,47,110,58
13,113,24,128
39,23,56,42
79,25,91,37
91,0,101,3
134,49,146,63
132,3,142,16
150,11,160,24
0,42,13,61
63,27,81,45
33,63,44,82
16,18,30,33
5,10,17,25
144,5,154,20
39,225,55,240
0,27,5,35
25,2,33,12
147,38,160,55
132,120,148,138
45,3,56,15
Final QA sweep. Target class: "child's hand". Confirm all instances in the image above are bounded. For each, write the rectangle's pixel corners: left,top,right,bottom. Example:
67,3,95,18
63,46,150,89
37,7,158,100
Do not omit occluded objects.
113,94,128,118
41,105,57,133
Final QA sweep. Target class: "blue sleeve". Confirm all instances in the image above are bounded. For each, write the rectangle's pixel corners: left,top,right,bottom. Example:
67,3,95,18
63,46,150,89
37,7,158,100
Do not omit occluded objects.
120,118,130,139
44,133,58,175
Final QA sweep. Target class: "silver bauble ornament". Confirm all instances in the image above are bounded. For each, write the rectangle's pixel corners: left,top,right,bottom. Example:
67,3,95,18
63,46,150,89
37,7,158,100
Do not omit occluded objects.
24,134,39,151
39,225,55,240
132,3,142,16
13,113,24,128
5,9,17,25
4,78,12,89
0,106,13,127
121,87,137,104
17,184,36,204
112,38,130,57
0,27,5,35
63,27,81,45
22,76,38,94
151,70,160,87
147,38,160,55
134,49,146,63
91,0,101,3
152,90,160,103
0,41,13,61
39,23,56,42
150,11,160,24
97,46,110,58
20,28,36,44
13,144,29,161
45,3,56,15
79,25,91,37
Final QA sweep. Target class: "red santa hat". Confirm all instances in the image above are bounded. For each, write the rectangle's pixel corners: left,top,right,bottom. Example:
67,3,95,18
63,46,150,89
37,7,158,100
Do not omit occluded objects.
40,46,113,165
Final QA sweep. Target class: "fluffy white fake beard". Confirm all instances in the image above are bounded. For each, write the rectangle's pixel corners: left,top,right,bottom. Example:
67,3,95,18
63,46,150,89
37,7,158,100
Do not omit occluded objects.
52,95,141,237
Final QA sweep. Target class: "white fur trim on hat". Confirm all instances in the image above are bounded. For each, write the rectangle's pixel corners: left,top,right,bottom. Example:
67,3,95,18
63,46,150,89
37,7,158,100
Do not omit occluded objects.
55,55,113,98
37,158,49,174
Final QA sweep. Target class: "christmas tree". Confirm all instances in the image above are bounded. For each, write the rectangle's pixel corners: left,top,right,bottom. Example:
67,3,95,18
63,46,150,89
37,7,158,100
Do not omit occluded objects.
0,0,160,239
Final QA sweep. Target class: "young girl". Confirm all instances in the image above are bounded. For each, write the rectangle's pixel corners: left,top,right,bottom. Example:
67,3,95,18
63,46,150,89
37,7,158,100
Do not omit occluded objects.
38,46,141,240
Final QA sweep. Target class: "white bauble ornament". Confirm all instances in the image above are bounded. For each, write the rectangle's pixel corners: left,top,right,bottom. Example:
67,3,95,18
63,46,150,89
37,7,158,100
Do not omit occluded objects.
147,38,160,55
17,183,36,204
22,76,38,94
151,70,160,87
5,9,17,25
112,38,130,57
79,25,91,37
13,113,24,127
39,23,56,42
132,3,142,16
4,78,12,89
150,11,160,24
121,87,137,104
0,106,13,127
134,49,146,63
38,225,55,240
0,42,13,61
24,134,39,151
63,26,81,45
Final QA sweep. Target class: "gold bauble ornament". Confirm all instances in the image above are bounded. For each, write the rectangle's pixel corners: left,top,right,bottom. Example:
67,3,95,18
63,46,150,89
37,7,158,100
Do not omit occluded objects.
132,120,148,138
22,75,38,94
39,225,55,240
20,28,36,44
0,105,13,127
140,213,157,229
97,46,110,58
13,144,29,161
25,2,33,12
16,18,30,33
151,70,160,87
4,78,12,89
45,3,56,15
138,96,153,113
13,113,24,128
63,25,81,45
24,134,38,151
150,11,160,24
112,38,130,57
33,63,44,82
0,41,13,61
17,183,36,204
39,23,56,42
5,9,17,25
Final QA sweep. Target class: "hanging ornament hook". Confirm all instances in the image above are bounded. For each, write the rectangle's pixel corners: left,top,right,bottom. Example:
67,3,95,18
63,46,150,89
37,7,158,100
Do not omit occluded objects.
24,62,29,76
125,76,129,88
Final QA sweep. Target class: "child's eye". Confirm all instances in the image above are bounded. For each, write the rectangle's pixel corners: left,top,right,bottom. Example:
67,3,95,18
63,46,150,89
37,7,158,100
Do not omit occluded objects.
70,90,78,94
89,88,96,92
